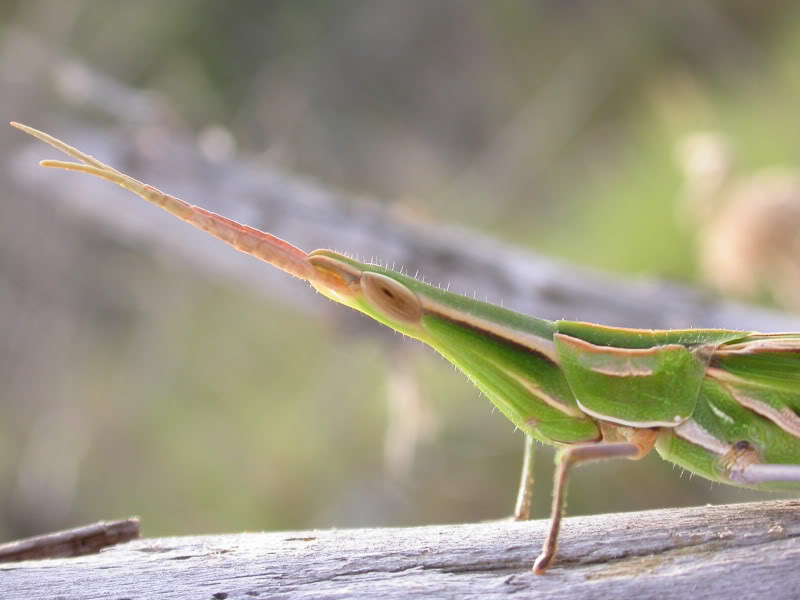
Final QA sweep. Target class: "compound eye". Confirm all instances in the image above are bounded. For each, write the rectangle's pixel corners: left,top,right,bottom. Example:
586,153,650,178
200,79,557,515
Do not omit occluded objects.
360,272,421,325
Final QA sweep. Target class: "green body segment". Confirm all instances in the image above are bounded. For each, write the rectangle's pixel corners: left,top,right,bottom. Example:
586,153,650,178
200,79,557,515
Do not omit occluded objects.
713,334,800,391
309,251,800,491
423,314,601,444
311,251,603,444
554,320,748,348
653,331,800,489
553,332,708,427
656,378,800,490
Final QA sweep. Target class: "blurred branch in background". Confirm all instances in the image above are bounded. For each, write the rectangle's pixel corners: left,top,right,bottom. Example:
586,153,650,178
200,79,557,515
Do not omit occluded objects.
6,5,800,330
12,120,800,332
6,31,800,331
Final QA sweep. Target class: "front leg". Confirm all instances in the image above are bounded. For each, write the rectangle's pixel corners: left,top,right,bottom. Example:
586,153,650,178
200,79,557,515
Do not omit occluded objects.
533,428,658,574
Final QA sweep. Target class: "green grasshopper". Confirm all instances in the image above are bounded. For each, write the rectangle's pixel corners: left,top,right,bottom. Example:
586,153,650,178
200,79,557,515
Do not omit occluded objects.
12,122,800,574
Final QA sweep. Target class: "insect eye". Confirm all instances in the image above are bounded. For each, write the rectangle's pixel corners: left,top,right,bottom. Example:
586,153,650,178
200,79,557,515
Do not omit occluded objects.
360,272,421,325
734,440,751,452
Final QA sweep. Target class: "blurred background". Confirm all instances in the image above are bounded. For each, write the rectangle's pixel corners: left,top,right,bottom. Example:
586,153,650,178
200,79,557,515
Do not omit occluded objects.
2,0,800,543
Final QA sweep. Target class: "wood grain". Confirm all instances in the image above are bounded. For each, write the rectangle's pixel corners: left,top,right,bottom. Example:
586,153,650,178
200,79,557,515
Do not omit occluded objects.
3,500,799,599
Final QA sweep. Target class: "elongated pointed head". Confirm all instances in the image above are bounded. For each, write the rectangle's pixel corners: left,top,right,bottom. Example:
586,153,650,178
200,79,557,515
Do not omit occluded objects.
307,250,425,336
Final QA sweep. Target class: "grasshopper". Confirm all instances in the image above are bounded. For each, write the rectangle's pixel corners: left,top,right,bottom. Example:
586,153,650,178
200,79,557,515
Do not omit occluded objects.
12,122,800,574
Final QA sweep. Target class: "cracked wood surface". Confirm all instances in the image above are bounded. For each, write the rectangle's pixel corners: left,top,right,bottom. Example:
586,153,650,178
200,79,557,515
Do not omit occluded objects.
3,500,799,599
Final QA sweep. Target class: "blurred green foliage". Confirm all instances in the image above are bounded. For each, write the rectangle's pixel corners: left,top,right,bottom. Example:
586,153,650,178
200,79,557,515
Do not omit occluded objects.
2,0,800,542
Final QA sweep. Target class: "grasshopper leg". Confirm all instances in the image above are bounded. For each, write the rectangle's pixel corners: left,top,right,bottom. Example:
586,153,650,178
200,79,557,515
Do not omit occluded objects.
513,435,535,520
532,429,657,574
738,464,800,484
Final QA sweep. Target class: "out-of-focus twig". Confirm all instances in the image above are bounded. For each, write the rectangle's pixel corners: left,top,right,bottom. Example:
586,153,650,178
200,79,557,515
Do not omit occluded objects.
0,518,140,562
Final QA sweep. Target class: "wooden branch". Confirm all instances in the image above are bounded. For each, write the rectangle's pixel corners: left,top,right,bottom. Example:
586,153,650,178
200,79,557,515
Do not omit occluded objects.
10,125,800,335
2,501,798,599
0,518,139,563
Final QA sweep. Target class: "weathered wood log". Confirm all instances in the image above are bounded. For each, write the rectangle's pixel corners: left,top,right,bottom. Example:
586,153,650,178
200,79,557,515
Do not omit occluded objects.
3,500,799,599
